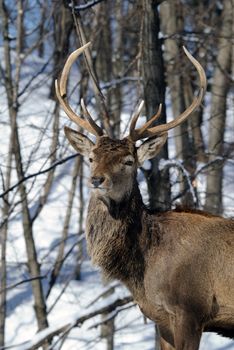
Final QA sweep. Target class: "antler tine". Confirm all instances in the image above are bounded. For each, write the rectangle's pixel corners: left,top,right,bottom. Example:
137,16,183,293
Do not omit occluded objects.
140,103,162,131
129,47,207,141
55,80,95,135
129,100,145,134
81,98,103,136
55,42,103,137
129,103,162,142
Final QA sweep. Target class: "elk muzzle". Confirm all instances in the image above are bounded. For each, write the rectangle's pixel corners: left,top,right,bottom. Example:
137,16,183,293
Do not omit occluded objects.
91,176,105,188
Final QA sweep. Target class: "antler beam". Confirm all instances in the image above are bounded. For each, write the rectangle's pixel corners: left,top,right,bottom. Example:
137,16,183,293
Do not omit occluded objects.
128,46,207,141
55,42,104,137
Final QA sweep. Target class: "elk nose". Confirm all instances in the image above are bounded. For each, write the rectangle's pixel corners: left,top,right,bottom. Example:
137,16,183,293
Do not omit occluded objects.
91,176,105,188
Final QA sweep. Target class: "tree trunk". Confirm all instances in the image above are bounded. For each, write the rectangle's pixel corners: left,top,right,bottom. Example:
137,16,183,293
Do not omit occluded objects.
75,158,84,280
160,1,199,207
38,3,46,58
46,157,81,297
0,0,49,336
13,113,49,332
49,3,73,99
0,199,8,348
109,0,123,138
160,1,184,157
0,138,13,347
141,0,170,211
204,0,233,214
100,277,115,350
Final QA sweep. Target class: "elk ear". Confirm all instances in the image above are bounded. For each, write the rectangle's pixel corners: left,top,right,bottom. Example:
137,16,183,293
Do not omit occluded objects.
64,126,94,157
137,133,168,165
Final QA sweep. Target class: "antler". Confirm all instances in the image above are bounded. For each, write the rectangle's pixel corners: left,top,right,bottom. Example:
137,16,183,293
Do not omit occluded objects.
128,46,207,142
55,42,104,137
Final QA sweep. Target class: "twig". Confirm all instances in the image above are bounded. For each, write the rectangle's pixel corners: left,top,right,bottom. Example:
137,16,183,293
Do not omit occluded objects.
0,276,46,294
87,281,120,307
0,153,79,199
70,1,113,137
159,159,197,205
13,295,133,350
88,302,135,330
65,0,107,12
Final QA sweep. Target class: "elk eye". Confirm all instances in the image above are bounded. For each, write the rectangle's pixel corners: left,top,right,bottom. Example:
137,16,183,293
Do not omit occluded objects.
89,158,93,163
124,160,134,166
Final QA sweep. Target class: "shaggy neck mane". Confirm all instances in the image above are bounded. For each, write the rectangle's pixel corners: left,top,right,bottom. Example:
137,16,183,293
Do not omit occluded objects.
101,179,144,220
86,179,147,294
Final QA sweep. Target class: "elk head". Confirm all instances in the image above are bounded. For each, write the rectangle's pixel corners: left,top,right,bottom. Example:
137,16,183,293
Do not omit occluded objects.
55,42,206,205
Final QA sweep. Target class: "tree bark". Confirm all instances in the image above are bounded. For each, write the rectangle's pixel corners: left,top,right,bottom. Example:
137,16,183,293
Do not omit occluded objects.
49,3,73,99
141,0,170,211
0,136,13,347
109,0,123,138
204,0,233,214
160,1,200,207
160,1,184,158
0,0,49,335
46,156,81,298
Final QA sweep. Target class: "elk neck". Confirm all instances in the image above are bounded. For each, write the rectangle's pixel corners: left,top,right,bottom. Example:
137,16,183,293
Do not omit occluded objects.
86,177,149,297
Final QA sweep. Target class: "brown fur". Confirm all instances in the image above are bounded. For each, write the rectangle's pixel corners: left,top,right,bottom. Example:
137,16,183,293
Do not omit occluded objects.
66,133,234,350
87,187,234,349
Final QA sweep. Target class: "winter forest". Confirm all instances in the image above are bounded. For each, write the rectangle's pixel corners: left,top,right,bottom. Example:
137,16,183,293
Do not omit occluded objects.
0,0,234,349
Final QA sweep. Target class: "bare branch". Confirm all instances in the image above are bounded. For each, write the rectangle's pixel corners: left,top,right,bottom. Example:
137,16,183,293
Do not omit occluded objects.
70,1,113,137
14,295,133,350
0,154,79,199
0,276,46,294
64,0,107,12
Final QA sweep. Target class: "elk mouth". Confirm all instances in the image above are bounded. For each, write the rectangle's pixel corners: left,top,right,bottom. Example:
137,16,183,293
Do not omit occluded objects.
89,183,112,195
90,186,109,192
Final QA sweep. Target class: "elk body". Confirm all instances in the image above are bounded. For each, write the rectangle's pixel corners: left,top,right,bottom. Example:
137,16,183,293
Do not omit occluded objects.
56,43,234,350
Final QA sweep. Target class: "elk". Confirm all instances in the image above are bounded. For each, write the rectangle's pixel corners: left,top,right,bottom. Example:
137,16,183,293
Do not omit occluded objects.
55,43,234,350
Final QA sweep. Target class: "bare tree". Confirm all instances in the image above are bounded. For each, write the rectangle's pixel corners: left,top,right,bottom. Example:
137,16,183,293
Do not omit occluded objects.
0,131,13,347
205,0,233,214
141,0,170,211
46,156,82,298
0,0,49,337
